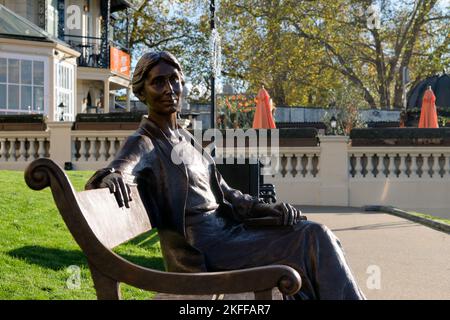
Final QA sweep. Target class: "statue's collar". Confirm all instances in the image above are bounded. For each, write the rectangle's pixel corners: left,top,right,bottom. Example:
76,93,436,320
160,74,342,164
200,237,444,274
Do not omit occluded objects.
138,115,183,139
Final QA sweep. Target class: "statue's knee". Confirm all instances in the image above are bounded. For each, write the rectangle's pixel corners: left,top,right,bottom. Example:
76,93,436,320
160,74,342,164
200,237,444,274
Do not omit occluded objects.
305,221,329,235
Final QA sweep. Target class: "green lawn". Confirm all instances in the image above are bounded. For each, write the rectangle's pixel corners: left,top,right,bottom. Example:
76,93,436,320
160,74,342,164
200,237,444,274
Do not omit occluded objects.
408,211,450,226
0,170,164,300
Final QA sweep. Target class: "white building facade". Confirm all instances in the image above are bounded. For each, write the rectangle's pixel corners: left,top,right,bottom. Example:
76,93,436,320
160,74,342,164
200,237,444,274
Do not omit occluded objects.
0,0,131,121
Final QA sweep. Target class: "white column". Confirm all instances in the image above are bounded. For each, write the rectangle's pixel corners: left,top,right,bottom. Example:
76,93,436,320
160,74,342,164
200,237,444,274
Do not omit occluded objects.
126,87,131,111
47,121,73,168
319,136,349,206
103,80,110,113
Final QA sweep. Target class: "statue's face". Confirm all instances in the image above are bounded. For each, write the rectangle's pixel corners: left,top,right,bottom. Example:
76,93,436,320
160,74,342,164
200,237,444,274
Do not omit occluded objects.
142,61,183,115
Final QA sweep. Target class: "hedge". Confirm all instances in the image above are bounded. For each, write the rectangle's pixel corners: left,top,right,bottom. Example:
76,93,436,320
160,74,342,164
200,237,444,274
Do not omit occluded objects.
350,128,450,140
0,114,45,123
75,112,146,123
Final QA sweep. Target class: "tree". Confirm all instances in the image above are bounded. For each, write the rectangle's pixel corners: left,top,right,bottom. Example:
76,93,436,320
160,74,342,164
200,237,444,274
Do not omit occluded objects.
220,0,449,109
112,0,212,101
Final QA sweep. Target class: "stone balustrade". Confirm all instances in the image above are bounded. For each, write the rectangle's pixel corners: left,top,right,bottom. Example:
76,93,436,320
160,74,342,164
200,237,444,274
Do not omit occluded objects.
0,131,50,170
1,125,449,213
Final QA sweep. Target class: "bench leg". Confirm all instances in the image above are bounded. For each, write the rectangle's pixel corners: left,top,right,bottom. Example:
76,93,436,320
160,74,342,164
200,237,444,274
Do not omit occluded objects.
88,261,121,300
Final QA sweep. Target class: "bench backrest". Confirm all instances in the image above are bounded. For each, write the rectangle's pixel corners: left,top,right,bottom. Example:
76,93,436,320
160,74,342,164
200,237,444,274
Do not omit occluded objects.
76,187,151,249
25,158,152,251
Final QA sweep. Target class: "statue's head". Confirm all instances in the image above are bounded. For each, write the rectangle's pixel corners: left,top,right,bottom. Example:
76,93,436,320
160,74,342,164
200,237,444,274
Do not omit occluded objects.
132,51,185,114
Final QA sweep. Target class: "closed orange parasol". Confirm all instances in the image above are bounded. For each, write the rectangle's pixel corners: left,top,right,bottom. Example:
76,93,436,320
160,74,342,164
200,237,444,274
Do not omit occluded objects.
252,86,276,129
418,86,439,128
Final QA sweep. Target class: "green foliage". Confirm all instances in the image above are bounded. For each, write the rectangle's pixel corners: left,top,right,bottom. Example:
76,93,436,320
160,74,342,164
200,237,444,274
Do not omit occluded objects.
321,82,368,135
0,171,164,300
216,94,257,129
219,0,449,109
116,1,448,109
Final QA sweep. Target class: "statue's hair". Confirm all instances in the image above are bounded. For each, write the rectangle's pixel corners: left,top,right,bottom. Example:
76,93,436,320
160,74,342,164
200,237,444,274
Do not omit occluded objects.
131,51,185,103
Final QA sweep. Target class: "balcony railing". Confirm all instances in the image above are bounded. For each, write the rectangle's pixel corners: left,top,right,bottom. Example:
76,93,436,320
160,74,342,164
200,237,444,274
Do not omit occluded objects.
64,35,129,70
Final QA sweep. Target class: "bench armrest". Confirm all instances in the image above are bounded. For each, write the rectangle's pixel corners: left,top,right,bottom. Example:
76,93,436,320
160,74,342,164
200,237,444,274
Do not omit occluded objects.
124,263,302,296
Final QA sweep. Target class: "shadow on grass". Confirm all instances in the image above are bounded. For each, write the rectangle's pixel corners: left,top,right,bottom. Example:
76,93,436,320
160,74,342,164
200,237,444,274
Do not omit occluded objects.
8,245,165,271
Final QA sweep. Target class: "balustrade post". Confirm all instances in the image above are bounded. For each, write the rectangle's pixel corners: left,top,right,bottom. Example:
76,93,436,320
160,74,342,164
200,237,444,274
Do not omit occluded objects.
422,153,431,178
28,138,37,161
283,153,294,179
0,138,6,162
98,137,107,162
77,138,87,161
398,154,407,178
366,154,376,178
305,154,314,178
17,139,26,161
354,153,363,178
386,153,395,178
87,138,95,161
431,153,440,178
409,153,419,178
447,153,450,177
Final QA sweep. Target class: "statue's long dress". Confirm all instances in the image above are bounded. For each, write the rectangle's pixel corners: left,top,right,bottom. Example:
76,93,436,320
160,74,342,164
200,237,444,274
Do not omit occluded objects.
161,133,365,300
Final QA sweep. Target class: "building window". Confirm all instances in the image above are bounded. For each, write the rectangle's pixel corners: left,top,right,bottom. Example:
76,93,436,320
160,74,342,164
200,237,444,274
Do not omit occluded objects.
55,61,75,121
0,55,47,114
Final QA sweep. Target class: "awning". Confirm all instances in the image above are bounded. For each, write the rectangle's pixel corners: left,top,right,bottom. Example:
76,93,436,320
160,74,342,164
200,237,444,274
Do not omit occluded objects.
0,4,68,47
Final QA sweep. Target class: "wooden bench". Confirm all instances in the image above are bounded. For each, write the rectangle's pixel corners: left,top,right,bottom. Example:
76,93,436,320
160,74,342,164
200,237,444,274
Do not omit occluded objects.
24,158,301,300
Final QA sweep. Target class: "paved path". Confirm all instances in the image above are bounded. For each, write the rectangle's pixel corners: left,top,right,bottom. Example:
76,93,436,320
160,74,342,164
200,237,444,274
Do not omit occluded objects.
298,206,450,300
155,206,450,300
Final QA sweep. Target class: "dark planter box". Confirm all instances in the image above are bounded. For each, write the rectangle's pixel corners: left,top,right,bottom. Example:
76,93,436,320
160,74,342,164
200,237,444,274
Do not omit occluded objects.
350,128,450,146
192,128,319,148
0,123,46,131
73,122,139,130
73,112,145,130
0,114,46,131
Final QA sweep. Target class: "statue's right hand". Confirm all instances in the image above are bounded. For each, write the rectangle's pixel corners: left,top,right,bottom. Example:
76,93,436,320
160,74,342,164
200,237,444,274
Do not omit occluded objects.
98,170,132,208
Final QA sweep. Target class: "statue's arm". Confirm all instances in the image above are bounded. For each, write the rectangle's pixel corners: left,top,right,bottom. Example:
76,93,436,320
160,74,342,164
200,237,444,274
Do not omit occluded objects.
214,168,260,221
215,168,305,226
85,133,152,207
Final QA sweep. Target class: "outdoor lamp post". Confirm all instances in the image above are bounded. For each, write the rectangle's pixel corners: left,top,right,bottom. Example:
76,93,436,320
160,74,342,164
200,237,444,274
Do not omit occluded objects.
330,116,337,135
210,0,216,130
58,102,65,121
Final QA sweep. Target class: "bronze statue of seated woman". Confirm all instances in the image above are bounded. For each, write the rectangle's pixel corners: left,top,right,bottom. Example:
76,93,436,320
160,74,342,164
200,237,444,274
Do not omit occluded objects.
86,51,366,300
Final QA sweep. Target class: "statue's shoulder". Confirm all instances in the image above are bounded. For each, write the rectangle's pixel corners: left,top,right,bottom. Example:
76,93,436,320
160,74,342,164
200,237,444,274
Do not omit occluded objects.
120,130,155,156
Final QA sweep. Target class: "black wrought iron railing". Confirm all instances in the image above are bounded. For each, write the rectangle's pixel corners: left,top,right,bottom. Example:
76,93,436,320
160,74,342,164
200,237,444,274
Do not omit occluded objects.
64,35,105,68
63,35,129,69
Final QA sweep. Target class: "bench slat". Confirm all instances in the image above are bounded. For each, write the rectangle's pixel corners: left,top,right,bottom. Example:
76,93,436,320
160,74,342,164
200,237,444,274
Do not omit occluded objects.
77,187,152,249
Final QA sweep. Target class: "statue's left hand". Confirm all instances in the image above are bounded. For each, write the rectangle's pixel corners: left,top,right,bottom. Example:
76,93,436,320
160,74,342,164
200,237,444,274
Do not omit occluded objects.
245,202,306,227
271,203,306,226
